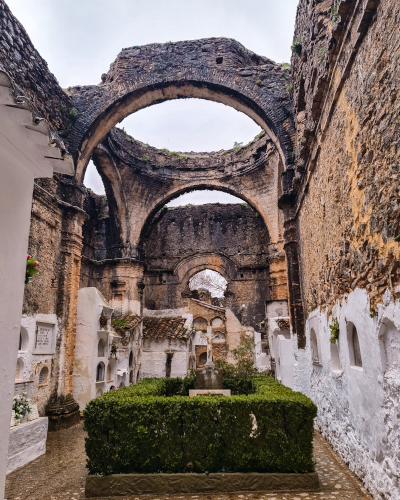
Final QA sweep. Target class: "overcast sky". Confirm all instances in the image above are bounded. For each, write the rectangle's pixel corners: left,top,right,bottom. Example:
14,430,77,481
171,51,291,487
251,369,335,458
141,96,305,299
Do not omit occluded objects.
7,0,298,201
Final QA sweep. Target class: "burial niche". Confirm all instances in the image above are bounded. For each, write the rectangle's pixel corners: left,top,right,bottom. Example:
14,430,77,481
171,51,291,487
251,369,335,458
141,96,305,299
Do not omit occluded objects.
310,328,320,364
39,366,49,385
97,339,106,358
379,320,400,373
347,322,362,368
96,362,105,382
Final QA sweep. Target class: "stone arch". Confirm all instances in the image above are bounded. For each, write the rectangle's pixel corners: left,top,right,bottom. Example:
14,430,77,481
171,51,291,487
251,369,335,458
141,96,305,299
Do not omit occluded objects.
193,317,209,330
175,253,238,285
69,38,294,183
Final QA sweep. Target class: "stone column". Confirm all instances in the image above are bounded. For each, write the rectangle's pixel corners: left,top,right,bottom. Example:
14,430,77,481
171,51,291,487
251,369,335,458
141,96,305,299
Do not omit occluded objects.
109,261,145,316
279,192,306,349
46,206,87,431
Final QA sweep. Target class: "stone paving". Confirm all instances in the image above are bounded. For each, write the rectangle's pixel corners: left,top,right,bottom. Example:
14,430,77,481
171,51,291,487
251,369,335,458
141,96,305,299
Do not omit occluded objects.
5,423,373,500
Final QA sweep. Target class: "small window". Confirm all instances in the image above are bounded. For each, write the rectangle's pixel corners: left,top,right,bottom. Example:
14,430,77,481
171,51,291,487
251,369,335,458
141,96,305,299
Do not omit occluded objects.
96,362,105,381
97,339,106,357
129,351,133,367
39,366,49,385
216,56,223,64
199,352,207,366
129,370,134,384
119,381,125,388
379,320,400,372
310,328,319,364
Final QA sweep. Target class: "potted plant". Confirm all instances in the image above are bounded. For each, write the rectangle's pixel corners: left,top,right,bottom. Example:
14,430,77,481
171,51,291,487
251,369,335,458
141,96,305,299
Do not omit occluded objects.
110,342,118,360
25,254,39,285
13,393,31,424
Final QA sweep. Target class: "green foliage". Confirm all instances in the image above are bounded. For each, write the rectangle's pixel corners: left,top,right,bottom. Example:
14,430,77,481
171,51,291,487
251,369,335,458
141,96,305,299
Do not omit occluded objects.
60,103,66,109
69,108,78,119
240,203,247,207
84,376,317,476
141,155,149,162
331,5,339,22
329,319,339,344
287,83,293,92
25,255,40,285
291,38,302,56
282,63,291,68
256,79,262,86
318,47,325,60
370,307,377,318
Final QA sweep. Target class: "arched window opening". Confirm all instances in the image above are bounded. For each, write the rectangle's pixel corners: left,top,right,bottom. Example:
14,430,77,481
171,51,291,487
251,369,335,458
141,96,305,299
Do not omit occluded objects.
39,366,49,385
96,362,105,382
379,320,400,373
129,370,134,384
129,351,133,367
119,99,262,153
119,381,125,388
347,322,362,368
199,352,207,366
19,327,28,351
193,317,208,331
96,389,103,397
15,358,23,381
83,160,106,195
97,339,106,358
167,189,243,208
189,269,227,298
310,328,319,364
106,364,112,382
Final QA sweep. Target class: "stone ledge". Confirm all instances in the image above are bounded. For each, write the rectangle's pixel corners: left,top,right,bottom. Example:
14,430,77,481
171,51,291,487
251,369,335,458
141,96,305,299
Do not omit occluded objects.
189,389,231,396
85,471,320,497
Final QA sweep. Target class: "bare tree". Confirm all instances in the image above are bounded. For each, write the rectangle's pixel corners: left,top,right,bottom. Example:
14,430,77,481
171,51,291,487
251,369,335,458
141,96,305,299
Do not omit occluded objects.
189,269,227,297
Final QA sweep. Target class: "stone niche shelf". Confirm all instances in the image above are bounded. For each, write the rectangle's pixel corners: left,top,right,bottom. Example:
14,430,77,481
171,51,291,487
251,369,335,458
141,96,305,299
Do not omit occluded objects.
86,471,320,497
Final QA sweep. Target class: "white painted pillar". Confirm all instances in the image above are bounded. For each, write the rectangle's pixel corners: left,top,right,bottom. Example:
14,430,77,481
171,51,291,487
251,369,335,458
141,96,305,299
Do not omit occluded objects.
0,163,35,499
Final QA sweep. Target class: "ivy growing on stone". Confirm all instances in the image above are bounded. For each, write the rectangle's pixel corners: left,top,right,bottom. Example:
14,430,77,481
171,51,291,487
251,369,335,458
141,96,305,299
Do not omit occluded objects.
329,319,339,344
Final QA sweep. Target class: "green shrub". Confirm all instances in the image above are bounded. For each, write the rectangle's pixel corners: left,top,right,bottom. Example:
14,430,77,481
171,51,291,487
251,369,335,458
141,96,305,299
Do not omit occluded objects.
84,376,317,476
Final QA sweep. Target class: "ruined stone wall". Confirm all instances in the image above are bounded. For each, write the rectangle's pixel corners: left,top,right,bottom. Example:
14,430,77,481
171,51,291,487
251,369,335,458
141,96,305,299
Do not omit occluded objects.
292,0,400,314
0,1,71,131
142,204,271,328
289,1,400,498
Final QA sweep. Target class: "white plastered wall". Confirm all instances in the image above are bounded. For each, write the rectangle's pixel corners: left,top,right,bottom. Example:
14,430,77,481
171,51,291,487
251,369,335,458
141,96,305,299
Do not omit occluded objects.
292,288,400,500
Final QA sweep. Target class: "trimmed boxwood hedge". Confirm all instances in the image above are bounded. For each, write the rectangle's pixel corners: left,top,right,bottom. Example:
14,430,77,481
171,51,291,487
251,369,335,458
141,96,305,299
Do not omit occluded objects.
83,375,317,476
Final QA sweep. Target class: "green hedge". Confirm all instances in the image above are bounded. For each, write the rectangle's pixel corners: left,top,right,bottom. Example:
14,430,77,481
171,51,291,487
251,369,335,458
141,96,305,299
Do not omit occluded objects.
83,375,317,476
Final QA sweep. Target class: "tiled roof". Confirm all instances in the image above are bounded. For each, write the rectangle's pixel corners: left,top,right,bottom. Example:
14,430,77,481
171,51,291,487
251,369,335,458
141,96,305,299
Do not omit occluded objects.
143,317,190,340
111,314,143,335
190,299,225,312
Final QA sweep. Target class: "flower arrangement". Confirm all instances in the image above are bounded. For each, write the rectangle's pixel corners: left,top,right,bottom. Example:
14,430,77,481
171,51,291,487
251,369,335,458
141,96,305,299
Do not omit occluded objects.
25,254,40,285
13,393,31,422
110,342,118,359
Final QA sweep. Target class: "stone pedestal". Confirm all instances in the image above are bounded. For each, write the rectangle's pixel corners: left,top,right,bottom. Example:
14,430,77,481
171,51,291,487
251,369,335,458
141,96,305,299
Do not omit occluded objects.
189,389,231,396
196,366,223,390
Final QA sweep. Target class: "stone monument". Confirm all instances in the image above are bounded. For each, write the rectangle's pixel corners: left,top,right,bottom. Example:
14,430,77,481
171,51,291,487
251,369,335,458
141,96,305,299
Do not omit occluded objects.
189,327,231,396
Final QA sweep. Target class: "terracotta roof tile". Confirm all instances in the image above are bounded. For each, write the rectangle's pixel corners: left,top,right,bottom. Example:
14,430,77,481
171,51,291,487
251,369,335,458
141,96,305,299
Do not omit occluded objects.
143,317,190,340
111,314,143,335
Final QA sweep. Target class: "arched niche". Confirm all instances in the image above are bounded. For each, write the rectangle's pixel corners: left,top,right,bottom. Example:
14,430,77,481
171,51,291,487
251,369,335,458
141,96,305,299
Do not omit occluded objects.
96,389,103,397
310,328,320,364
129,351,133,367
39,366,49,385
198,351,207,367
379,320,400,373
213,331,226,343
15,358,24,381
96,362,105,382
193,317,208,331
106,364,112,382
70,39,294,183
97,338,106,358
347,322,362,368
19,326,29,352
330,342,341,372
211,317,224,327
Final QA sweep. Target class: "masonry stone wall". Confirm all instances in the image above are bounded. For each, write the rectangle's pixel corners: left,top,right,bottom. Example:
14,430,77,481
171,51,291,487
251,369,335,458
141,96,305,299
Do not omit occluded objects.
142,203,271,329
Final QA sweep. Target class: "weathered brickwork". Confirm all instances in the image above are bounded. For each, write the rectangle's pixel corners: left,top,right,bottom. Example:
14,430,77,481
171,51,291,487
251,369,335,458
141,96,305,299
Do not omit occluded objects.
289,0,400,314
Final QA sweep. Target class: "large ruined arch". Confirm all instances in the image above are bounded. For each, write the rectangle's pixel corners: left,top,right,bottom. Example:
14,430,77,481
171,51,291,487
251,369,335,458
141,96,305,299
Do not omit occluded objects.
67,38,294,183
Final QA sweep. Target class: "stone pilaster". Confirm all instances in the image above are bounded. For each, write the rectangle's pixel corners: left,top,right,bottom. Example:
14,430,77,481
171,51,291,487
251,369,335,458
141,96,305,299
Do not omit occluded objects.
46,206,87,431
